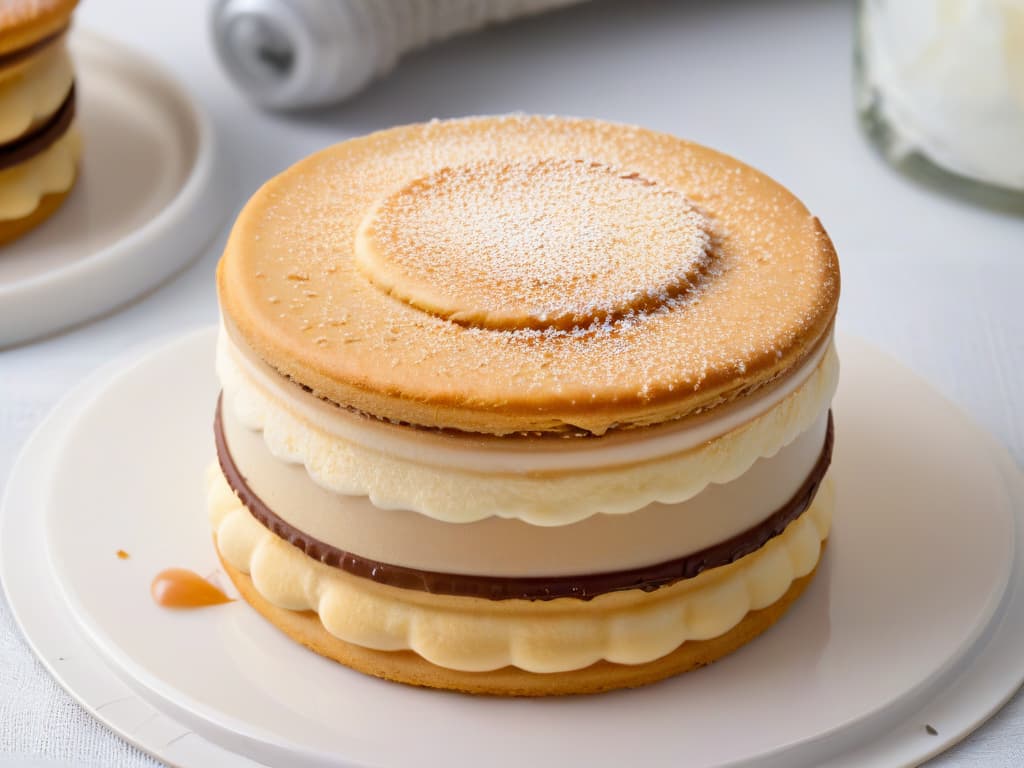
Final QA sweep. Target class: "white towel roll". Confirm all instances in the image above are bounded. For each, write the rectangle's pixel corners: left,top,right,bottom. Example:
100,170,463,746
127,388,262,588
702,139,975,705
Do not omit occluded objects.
211,0,588,110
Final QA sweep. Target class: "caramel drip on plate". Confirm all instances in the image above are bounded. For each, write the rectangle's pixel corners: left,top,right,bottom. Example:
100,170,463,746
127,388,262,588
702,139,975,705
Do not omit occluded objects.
151,568,233,609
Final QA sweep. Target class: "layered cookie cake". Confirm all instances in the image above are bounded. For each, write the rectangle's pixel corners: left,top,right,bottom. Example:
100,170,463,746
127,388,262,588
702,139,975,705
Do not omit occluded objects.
0,0,80,245
208,116,840,695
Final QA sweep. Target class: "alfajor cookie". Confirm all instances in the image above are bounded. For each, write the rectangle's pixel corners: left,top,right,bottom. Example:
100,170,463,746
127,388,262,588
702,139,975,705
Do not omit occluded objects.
209,116,840,695
0,0,80,245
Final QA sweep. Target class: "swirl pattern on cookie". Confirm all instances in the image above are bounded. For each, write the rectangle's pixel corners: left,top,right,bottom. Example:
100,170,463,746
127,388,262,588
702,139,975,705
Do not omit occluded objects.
356,158,713,331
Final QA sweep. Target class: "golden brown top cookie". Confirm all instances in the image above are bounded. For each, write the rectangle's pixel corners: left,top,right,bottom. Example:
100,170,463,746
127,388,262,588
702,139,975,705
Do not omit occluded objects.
0,0,75,56
218,116,839,435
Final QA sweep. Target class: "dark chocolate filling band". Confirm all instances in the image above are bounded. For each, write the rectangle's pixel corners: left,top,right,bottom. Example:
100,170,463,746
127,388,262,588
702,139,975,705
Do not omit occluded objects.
0,26,68,69
214,396,833,601
0,83,74,171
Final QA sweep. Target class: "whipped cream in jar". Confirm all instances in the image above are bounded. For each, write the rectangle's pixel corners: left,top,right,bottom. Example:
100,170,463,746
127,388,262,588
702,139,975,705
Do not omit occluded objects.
856,0,1024,209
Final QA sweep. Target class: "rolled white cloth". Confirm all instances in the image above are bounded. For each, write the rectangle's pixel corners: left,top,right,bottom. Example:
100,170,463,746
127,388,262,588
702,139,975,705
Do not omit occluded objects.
210,0,588,110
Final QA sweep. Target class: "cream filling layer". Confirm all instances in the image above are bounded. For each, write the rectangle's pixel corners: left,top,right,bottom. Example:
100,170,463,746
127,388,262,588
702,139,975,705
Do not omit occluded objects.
223,402,829,576
0,40,73,145
221,322,833,473
0,120,79,220
208,464,833,673
217,331,839,525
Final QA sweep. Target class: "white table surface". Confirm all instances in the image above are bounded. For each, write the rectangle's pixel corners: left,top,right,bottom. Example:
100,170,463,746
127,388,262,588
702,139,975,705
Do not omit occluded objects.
1,1,1021,766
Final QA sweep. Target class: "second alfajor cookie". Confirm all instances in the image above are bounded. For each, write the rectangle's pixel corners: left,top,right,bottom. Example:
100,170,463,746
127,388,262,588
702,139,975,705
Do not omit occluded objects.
0,0,80,245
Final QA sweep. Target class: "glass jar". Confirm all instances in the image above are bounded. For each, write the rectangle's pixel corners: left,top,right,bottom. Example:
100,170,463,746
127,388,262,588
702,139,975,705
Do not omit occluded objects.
856,0,1024,211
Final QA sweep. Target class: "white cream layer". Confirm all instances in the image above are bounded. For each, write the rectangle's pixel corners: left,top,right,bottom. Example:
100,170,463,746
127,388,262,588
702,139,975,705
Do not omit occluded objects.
221,322,833,473
0,39,73,145
223,401,829,576
0,119,79,220
217,329,838,526
209,464,832,673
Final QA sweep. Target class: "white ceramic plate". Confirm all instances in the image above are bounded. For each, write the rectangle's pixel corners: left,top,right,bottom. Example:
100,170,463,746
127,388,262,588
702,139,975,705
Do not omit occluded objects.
0,332,254,768
0,31,228,347
3,329,1023,767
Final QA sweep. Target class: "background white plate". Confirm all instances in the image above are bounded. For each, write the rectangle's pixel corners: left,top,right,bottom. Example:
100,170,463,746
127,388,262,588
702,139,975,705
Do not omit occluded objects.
3,330,1023,767
0,31,228,348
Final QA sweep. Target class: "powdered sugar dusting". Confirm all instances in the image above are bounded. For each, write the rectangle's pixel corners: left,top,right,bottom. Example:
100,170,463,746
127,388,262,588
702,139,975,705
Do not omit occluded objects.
356,158,712,330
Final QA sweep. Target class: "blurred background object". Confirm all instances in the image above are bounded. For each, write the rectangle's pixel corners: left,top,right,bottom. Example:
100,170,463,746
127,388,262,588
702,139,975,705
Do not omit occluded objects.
857,0,1024,210
210,0,587,110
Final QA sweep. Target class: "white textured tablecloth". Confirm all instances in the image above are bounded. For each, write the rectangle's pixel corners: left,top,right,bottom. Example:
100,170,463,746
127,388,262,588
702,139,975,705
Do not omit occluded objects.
1,1,1021,765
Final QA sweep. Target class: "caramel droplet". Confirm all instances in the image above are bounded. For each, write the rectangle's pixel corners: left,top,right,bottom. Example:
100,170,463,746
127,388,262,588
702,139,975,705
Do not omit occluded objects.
116,550,130,560
151,568,232,609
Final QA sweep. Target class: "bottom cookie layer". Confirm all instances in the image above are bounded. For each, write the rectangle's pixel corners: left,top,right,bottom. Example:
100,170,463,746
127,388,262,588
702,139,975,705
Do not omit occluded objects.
0,183,71,245
219,549,822,696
